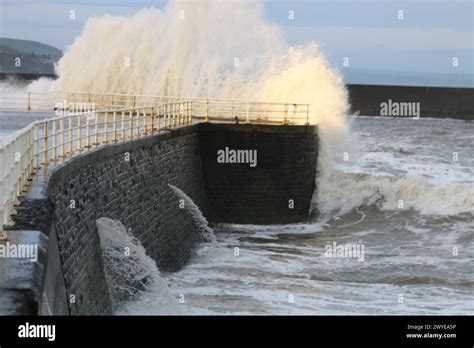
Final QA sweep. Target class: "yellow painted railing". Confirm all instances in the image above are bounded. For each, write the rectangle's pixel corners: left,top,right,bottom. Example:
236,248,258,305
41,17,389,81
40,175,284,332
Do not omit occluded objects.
0,91,313,231
0,102,192,231
0,91,311,125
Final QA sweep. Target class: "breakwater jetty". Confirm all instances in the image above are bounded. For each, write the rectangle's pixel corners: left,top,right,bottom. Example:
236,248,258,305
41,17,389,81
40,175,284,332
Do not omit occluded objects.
0,97,318,315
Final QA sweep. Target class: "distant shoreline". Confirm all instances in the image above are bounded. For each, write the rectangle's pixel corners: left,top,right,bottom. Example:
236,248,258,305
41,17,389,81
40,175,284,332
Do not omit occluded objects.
0,72,56,81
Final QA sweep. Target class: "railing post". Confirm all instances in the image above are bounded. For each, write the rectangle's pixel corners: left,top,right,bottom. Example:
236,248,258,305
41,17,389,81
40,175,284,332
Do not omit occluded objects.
205,99,209,123
283,103,289,125
306,104,309,125
189,102,193,123
113,111,117,142
169,104,172,127
175,104,178,126
182,103,186,125
24,131,30,188
150,107,155,135
185,102,188,124
291,104,297,126
164,105,167,129
85,113,91,148
165,104,172,129
26,129,31,177
133,95,136,108
169,104,172,128
181,103,184,125
157,106,161,132
59,112,65,158
28,127,34,177
183,103,186,125
184,102,187,124
93,111,99,146
121,111,125,140
246,102,250,123
129,110,133,139
67,113,73,156
177,104,181,126
23,130,32,191
176,104,178,126
41,121,48,165
51,119,57,162
18,135,23,194
173,104,176,127
33,122,39,169
136,109,140,136
104,112,109,144
77,114,82,152
27,92,31,111
143,109,148,136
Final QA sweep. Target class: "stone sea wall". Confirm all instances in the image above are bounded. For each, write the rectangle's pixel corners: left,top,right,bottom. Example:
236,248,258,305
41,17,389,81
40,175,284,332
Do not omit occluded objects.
4,123,319,314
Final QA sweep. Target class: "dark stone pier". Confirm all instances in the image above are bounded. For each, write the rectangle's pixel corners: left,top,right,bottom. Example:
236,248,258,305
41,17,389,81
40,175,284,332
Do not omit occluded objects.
1,122,319,315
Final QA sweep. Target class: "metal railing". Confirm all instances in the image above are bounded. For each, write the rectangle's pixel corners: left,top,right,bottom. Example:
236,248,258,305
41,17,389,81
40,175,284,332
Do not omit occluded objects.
0,92,312,231
0,102,192,231
0,91,310,125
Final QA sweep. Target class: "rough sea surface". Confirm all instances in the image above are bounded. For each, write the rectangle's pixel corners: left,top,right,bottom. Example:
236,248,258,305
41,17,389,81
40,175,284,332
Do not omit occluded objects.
2,112,472,314
165,116,473,315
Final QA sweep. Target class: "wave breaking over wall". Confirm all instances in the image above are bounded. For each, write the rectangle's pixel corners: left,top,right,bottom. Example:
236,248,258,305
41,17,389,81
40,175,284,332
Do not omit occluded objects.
28,0,471,218
96,217,180,314
168,184,216,243
31,0,351,215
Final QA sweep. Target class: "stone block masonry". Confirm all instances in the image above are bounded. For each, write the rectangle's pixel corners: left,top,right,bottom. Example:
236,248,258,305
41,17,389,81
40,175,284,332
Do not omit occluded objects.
199,123,318,224
5,122,319,315
44,125,208,314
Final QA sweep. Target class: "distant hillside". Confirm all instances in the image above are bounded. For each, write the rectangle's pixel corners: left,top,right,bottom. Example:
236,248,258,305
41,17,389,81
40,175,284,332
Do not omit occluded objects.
0,38,62,77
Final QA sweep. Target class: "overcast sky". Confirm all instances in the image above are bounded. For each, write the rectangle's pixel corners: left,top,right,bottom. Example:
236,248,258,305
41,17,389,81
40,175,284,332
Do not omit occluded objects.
1,0,472,85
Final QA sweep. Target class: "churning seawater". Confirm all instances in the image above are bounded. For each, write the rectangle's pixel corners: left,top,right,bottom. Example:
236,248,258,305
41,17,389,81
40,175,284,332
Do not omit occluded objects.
2,112,472,314
159,117,473,315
